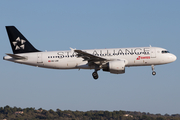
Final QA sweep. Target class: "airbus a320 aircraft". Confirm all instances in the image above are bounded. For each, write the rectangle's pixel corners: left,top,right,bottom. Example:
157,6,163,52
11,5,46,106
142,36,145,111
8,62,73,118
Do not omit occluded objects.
3,26,177,79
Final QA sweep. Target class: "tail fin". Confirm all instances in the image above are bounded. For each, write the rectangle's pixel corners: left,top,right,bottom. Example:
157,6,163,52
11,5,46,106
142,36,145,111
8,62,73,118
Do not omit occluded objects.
6,26,40,54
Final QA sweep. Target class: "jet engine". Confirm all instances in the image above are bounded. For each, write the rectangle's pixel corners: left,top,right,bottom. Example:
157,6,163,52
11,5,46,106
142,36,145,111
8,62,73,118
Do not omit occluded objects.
103,60,125,74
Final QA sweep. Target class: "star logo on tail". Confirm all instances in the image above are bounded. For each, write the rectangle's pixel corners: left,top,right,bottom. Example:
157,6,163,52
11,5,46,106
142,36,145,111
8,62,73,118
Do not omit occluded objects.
12,37,26,50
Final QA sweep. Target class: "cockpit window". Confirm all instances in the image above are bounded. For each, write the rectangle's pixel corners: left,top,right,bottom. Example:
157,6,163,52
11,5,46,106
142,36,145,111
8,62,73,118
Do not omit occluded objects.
162,50,170,53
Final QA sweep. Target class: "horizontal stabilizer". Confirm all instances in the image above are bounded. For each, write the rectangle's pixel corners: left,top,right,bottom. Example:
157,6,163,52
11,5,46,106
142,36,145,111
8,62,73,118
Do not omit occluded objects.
6,53,26,59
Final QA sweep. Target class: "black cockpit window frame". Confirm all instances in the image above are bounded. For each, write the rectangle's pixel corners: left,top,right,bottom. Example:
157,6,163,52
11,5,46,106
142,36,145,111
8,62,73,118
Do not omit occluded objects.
162,50,170,53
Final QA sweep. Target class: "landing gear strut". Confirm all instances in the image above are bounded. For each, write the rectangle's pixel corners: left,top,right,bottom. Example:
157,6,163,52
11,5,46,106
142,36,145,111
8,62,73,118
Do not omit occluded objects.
151,65,156,76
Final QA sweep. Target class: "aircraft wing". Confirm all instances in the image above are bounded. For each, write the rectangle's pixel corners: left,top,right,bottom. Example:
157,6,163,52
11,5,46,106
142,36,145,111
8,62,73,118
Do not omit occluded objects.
6,53,26,59
74,50,107,62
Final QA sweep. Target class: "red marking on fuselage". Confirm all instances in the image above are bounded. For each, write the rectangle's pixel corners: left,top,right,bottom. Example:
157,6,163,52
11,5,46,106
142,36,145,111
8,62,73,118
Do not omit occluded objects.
136,56,150,60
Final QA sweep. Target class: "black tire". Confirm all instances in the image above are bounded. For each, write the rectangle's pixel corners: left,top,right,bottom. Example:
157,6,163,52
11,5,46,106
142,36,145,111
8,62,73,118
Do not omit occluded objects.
152,71,156,76
92,72,98,80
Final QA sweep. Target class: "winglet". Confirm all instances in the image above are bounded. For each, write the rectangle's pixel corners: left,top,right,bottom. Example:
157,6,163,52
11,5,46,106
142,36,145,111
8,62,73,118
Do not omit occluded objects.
70,47,76,52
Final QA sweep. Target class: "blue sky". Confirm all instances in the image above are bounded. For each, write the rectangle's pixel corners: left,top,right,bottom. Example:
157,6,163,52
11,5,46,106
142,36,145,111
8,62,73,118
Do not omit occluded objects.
0,1,179,115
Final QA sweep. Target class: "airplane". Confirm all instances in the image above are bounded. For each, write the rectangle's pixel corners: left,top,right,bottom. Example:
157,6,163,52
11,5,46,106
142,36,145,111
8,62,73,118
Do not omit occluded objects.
3,26,177,80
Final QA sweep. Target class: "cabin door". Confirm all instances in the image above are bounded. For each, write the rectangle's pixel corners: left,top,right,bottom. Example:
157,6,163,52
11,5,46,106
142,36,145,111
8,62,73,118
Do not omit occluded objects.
151,48,156,58
37,53,43,63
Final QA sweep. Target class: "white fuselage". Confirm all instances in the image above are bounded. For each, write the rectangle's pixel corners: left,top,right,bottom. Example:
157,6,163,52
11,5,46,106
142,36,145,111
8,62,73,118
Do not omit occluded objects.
4,26,177,79
4,47,177,70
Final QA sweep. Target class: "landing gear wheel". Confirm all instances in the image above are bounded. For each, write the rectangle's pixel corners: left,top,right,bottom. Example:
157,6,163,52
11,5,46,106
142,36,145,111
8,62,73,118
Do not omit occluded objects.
92,72,99,80
152,71,156,76
151,65,156,76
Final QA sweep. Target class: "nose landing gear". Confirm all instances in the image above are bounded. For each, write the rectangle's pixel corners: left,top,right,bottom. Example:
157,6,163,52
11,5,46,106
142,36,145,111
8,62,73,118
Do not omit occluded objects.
152,71,156,75
151,65,156,76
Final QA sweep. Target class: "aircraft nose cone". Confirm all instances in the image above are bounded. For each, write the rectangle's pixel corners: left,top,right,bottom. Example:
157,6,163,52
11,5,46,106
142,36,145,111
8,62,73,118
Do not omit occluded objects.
172,55,177,61
169,54,177,62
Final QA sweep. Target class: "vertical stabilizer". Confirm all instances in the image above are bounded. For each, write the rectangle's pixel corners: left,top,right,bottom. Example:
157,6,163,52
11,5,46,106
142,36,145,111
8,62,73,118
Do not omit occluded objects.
6,26,40,54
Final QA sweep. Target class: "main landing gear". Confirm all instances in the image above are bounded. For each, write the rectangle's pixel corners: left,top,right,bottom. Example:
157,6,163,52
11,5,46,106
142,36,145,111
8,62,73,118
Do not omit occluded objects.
92,65,100,80
151,65,156,76
92,71,99,79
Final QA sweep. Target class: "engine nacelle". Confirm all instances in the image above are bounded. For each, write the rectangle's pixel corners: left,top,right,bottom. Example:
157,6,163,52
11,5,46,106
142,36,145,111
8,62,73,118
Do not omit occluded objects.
103,60,125,74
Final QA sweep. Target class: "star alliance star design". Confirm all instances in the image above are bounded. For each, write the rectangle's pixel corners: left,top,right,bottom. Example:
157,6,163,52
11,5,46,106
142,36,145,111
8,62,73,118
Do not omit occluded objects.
12,37,26,50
